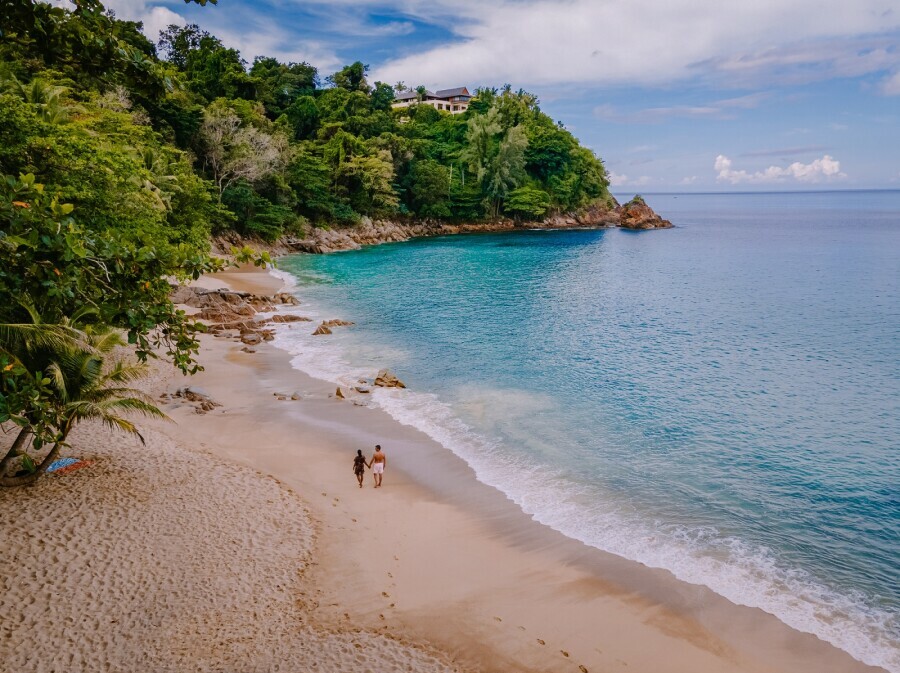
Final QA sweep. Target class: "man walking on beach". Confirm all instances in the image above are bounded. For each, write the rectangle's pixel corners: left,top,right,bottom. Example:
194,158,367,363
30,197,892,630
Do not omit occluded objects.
370,445,386,488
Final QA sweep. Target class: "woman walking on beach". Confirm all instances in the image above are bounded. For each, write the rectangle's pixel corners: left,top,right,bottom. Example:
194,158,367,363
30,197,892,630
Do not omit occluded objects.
370,445,386,488
352,449,368,488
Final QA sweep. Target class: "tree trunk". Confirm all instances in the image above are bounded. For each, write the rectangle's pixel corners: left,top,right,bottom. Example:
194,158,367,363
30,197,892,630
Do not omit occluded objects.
0,439,64,487
0,422,70,488
0,426,32,477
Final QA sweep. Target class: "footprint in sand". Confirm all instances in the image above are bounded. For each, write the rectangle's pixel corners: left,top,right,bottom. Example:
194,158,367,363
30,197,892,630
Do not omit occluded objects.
382,591,390,597
537,639,545,645
560,650,569,657
494,617,502,622
579,666,589,673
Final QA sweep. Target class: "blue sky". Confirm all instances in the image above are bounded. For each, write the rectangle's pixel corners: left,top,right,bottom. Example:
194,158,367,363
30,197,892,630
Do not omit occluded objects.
106,0,900,191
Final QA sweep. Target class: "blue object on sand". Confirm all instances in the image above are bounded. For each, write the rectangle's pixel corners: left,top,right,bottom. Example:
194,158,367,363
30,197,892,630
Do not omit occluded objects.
46,457,79,473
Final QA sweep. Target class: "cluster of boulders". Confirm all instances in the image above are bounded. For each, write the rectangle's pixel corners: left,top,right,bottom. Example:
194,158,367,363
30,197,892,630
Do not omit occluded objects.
272,391,302,401
374,369,405,388
159,386,222,414
281,197,671,253
169,284,407,409
170,285,313,348
311,319,355,336
333,369,406,403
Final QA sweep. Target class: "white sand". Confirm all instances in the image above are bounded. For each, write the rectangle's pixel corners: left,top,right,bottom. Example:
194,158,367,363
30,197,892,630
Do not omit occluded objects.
0,406,461,672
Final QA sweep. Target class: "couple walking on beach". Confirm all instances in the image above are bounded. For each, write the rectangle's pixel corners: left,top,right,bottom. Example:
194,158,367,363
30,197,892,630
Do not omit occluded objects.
353,445,386,488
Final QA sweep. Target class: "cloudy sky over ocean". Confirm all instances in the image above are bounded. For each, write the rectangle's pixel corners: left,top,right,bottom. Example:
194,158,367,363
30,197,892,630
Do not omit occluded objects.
104,0,900,191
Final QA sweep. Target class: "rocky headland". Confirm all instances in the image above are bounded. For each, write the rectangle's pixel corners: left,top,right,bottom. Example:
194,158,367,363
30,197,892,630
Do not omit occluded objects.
213,197,672,256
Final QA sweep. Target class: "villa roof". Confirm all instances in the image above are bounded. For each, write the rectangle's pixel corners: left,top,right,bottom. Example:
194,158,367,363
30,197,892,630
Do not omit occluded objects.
434,86,470,98
393,86,470,102
394,89,425,101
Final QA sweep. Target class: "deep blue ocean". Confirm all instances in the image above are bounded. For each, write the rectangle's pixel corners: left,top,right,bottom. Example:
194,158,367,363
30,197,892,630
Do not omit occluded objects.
275,191,900,671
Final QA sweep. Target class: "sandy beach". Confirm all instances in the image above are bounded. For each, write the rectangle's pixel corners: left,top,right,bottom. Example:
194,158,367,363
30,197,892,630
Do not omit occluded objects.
0,264,888,673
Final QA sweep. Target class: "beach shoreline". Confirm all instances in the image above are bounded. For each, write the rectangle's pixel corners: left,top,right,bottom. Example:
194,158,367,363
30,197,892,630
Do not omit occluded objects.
171,265,887,672
0,263,888,673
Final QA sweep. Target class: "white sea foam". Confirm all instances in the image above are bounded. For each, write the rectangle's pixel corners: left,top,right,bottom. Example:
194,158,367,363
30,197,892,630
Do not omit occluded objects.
267,280,900,673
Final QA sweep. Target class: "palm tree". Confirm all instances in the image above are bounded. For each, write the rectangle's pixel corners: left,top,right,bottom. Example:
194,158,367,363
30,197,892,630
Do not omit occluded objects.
1,324,168,487
0,320,88,477
0,75,73,124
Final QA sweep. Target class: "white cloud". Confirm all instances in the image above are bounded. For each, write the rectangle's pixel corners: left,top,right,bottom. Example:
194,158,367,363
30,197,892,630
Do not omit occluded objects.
211,20,343,70
100,0,342,70
680,176,699,185
742,145,829,157
594,92,770,123
715,154,847,184
99,0,186,42
141,6,186,41
609,172,653,187
881,71,900,95
370,0,900,89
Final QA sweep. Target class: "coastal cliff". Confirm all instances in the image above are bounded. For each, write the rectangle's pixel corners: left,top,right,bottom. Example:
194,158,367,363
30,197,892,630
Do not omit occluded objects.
235,198,672,255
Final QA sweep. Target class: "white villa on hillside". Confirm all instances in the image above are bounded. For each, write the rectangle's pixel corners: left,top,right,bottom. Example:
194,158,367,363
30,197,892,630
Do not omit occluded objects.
392,86,473,114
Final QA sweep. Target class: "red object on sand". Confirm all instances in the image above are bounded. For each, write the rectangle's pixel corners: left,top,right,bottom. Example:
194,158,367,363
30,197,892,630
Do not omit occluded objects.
54,460,94,475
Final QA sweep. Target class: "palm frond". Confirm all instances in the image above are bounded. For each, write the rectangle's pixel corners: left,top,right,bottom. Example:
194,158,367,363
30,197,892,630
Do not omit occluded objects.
67,397,169,422
82,386,156,405
97,361,153,386
67,305,100,327
94,413,143,443
89,330,126,354
0,323,90,362
16,296,43,325
93,397,170,420
45,361,68,401
74,354,103,392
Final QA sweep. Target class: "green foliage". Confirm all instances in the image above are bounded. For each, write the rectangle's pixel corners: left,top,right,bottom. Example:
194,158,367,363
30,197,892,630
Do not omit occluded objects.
505,186,552,219
159,24,256,102
462,107,528,217
0,174,218,372
329,61,369,93
626,194,646,206
250,56,317,119
406,160,450,218
3,0,614,242
197,98,289,201
223,180,296,241
0,320,169,486
370,81,396,112
284,95,319,139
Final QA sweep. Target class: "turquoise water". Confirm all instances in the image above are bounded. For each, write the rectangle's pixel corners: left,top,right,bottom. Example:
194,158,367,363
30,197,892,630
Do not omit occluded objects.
275,191,900,670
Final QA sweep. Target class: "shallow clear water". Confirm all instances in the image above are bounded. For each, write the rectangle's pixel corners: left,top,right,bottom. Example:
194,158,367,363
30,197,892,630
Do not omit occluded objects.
276,191,900,671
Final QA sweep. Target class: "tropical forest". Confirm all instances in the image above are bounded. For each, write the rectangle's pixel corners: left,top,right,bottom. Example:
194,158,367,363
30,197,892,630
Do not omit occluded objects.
0,0,612,483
